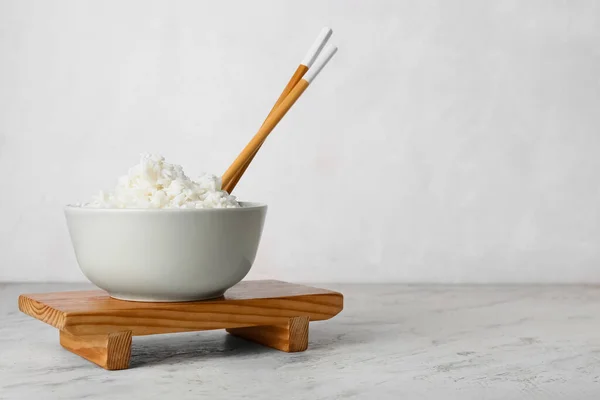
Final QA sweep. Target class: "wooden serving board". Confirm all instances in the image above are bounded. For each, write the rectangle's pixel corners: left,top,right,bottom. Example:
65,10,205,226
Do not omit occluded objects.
18,280,343,370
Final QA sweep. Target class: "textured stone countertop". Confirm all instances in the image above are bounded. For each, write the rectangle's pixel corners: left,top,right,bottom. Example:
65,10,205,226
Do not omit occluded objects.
1,283,599,399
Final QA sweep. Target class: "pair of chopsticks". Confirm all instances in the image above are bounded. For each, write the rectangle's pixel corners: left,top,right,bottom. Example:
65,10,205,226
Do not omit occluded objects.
221,27,338,193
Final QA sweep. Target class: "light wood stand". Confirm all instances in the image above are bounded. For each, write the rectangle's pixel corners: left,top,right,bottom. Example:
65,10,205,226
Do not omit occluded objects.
19,280,343,370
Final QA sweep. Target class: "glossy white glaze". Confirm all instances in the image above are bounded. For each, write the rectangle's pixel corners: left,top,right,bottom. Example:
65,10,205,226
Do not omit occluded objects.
64,204,267,301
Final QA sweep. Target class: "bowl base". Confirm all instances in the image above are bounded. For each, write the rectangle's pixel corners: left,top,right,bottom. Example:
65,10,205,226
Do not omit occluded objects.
108,291,226,302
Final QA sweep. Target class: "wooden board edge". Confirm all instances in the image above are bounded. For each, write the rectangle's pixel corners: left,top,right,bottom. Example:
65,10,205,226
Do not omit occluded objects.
18,294,66,330
283,291,344,321
322,291,344,318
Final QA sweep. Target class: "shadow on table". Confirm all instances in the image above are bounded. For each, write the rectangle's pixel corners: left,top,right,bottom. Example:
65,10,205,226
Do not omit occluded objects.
129,331,274,368
129,319,382,368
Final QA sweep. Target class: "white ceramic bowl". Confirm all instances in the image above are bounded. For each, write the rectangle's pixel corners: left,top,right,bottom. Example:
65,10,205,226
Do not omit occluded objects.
64,202,267,302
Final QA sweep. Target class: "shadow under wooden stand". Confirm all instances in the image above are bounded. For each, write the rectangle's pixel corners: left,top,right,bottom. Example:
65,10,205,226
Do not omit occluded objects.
18,280,343,370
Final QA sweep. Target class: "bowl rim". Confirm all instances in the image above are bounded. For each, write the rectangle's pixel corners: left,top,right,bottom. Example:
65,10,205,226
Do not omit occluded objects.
64,201,267,212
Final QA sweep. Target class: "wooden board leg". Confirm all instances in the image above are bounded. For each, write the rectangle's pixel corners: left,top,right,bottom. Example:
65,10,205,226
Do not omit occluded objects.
226,316,309,352
60,330,132,370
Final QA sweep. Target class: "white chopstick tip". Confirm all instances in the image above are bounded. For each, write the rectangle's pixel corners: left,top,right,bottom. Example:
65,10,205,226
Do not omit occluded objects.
301,27,334,68
303,44,337,84
320,26,333,39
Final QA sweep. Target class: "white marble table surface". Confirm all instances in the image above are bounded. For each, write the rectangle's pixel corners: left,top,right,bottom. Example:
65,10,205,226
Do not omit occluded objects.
1,283,599,399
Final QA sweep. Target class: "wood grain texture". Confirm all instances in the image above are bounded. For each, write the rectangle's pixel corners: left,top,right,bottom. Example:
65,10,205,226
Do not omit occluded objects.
19,280,342,336
227,316,309,352
60,330,132,370
18,294,67,330
19,280,342,369
224,64,309,193
221,79,310,192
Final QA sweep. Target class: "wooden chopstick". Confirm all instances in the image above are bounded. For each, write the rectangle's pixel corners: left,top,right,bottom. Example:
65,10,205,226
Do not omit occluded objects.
223,65,307,192
221,44,338,193
222,28,333,193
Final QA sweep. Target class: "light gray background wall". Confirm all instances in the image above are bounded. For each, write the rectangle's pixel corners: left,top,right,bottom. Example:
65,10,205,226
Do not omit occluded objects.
1,0,599,282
